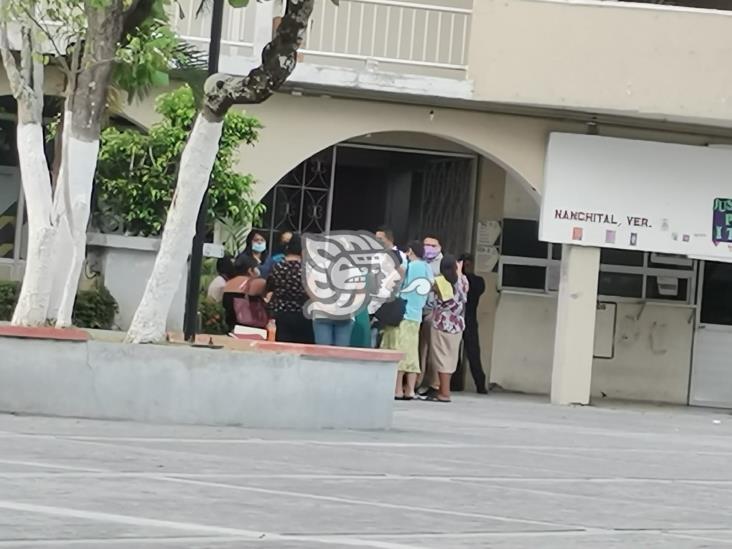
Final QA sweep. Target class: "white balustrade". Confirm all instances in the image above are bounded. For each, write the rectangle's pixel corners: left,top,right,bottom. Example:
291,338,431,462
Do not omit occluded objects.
171,0,472,76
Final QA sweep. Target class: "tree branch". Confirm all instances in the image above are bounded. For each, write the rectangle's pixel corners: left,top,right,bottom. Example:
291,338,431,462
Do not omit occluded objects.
19,26,32,83
203,0,315,119
0,21,26,98
18,3,71,74
121,0,157,46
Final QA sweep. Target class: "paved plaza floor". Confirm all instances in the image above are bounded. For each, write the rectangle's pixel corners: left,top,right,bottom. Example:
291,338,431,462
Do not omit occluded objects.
2,394,732,548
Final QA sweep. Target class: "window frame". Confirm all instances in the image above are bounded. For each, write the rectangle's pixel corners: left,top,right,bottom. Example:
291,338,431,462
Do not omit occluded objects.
499,245,698,305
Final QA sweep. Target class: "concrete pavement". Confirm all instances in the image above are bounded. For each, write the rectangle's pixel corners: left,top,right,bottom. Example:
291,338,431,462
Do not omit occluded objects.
1,394,732,547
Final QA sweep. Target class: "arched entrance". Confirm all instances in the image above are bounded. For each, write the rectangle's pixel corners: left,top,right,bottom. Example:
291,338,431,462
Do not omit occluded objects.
232,93,553,204
254,133,480,254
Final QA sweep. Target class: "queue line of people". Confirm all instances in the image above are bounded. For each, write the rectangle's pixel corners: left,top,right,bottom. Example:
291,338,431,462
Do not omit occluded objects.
206,228,487,403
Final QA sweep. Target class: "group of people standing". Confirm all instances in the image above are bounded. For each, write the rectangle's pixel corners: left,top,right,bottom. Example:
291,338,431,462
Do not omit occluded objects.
375,230,486,403
206,228,488,403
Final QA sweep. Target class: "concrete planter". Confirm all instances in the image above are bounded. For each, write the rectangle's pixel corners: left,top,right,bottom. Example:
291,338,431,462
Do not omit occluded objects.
0,330,400,430
87,233,187,332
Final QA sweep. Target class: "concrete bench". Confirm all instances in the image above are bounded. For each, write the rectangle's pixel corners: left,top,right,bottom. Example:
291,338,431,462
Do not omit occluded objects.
0,327,401,430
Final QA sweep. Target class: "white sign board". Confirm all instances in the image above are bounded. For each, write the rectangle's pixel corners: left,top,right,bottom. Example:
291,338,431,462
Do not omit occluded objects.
539,133,732,262
202,243,225,259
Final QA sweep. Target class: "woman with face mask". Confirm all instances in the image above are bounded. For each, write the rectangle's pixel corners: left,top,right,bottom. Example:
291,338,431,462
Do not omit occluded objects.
238,230,269,267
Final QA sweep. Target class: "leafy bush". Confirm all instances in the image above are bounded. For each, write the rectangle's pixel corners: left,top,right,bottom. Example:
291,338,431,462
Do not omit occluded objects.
72,285,119,330
94,85,265,237
0,281,118,330
198,298,228,335
0,281,19,321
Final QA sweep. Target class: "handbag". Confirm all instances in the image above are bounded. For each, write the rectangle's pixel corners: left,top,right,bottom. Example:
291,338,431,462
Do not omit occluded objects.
232,279,269,329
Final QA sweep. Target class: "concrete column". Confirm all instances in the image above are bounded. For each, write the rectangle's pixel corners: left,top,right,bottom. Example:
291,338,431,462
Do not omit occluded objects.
253,0,276,55
550,244,600,405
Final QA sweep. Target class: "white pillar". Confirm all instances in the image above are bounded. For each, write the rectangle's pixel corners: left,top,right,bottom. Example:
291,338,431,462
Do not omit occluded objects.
252,0,275,56
550,244,600,405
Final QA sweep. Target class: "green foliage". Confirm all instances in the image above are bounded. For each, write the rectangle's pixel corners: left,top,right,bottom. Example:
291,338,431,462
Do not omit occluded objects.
0,281,118,330
72,285,119,330
198,298,228,335
114,0,201,103
95,85,265,237
0,282,19,321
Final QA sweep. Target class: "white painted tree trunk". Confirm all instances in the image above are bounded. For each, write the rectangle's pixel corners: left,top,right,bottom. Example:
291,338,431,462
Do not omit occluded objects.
46,110,73,322
53,131,100,328
11,122,56,326
126,114,223,343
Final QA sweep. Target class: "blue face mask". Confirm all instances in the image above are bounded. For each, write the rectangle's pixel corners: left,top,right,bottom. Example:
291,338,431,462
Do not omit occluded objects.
252,241,266,253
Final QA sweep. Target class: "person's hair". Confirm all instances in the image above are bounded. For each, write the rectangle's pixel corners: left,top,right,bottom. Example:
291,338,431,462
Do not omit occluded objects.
459,253,474,263
243,230,269,261
272,230,293,256
279,230,293,244
376,226,394,243
407,240,424,259
216,255,235,279
423,233,441,244
233,255,259,277
285,233,302,256
440,255,459,286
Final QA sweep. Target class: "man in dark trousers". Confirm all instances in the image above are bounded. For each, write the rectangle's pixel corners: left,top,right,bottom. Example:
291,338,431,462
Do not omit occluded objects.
455,253,488,394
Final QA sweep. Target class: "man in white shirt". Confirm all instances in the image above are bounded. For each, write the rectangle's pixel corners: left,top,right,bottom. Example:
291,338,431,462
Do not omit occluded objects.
375,226,407,269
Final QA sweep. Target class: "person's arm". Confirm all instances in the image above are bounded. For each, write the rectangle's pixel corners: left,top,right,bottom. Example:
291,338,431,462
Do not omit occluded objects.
249,278,268,297
265,266,278,293
475,275,486,297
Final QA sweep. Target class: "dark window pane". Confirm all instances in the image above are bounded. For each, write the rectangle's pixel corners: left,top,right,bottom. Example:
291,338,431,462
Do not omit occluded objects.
501,218,547,259
598,272,643,298
600,249,644,266
551,244,562,260
646,276,688,302
502,265,546,290
701,262,732,325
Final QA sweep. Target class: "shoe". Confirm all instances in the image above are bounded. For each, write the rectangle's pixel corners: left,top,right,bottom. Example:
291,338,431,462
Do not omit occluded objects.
417,387,439,400
477,387,488,395
425,394,451,403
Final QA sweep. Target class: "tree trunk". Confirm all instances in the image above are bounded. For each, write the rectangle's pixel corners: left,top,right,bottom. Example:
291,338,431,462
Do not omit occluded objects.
46,108,72,321
47,0,125,326
12,120,56,326
53,127,100,327
126,114,224,343
126,0,315,343
1,24,56,326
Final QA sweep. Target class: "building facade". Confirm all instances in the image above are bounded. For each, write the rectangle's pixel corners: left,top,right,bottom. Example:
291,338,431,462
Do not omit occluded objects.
3,0,732,405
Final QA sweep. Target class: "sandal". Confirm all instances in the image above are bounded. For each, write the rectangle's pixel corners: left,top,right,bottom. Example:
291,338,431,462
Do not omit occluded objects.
425,395,451,403
394,396,406,401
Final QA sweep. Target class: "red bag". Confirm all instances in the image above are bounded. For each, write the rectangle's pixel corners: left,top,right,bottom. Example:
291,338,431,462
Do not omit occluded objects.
232,280,269,329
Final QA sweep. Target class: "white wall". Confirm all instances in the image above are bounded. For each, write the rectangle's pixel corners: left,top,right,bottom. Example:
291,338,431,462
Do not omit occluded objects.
503,172,540,220
491,292,693,404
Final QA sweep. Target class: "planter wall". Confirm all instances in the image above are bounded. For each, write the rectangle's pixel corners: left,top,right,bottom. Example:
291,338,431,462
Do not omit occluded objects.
87,233,187,332
0,332,400,430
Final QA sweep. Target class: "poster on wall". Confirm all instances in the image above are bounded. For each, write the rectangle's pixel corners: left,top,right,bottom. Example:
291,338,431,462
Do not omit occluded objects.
539,133,732,263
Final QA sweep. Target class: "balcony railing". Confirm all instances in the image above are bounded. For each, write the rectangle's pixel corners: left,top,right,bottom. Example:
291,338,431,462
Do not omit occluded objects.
171,0,472,77
303,0,471,73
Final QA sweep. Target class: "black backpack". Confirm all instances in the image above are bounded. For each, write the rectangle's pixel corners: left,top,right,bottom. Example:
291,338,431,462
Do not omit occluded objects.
373,254,408,328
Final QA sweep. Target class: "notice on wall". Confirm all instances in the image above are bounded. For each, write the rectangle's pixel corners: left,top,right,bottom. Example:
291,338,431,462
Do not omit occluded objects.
475,220,501,273
539,133,732,262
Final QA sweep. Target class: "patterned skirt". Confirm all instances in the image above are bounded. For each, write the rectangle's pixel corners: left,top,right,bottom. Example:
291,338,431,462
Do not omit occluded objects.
381,319,421,374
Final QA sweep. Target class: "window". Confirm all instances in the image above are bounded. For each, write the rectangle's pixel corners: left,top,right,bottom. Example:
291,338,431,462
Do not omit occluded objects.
498,217,696,303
